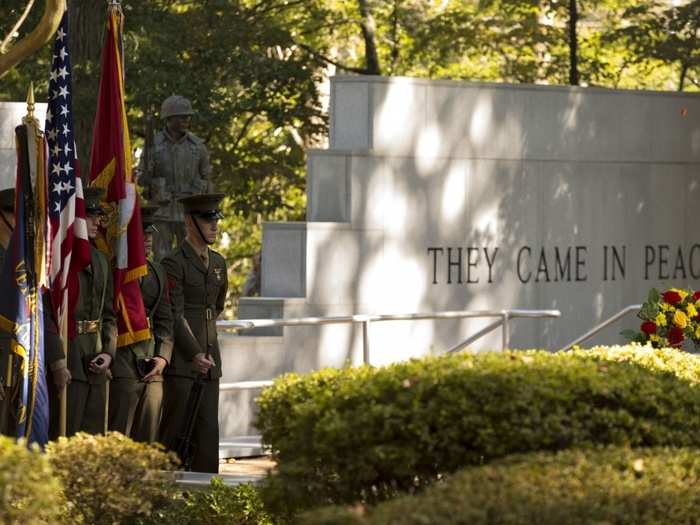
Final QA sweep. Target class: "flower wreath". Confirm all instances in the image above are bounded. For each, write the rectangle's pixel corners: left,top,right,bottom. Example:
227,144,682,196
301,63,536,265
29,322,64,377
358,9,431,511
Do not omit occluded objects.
622,288,700,349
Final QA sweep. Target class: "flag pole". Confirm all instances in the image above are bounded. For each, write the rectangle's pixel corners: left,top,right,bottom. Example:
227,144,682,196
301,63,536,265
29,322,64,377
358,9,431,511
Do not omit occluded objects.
59,311,67,437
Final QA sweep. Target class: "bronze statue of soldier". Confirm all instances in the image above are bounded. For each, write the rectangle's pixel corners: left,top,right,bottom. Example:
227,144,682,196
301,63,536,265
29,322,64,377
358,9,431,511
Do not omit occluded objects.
139,95,213,258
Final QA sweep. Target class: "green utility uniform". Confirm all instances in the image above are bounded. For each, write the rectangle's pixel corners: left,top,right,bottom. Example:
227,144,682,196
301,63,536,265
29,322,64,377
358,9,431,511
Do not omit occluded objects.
159,193,227,473
109,206,173,442
49,188,117,437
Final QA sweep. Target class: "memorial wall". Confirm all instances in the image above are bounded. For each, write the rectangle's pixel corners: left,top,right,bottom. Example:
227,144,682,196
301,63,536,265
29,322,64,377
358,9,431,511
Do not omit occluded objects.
4,81,699,445
231,76,700,407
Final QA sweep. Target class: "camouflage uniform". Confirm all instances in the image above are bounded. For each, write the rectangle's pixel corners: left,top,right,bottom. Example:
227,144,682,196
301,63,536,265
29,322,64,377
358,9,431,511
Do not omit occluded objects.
139,96,212,257
109,206,173,442
159,193,227,473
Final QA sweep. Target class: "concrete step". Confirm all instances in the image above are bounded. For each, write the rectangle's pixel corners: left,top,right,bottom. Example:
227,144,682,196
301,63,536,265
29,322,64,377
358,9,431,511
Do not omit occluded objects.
219,435,268,459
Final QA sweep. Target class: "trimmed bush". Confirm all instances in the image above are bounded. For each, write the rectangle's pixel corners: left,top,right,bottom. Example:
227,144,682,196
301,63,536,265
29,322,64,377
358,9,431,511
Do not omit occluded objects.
302,447,700,525
47,432,178,525
142,478,279,525
0,436,65,524
257,345,700,512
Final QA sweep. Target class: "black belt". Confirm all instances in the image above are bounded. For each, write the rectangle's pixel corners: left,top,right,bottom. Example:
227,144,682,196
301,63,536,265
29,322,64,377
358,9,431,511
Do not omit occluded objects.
184,304,215,320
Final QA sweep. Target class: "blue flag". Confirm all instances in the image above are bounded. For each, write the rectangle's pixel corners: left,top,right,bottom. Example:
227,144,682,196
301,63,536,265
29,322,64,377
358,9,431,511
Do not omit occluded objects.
0,121,50,447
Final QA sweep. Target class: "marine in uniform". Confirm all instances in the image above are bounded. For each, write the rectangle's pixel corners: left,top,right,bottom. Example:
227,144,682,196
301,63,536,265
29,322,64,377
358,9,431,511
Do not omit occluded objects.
139,95,213,257
49,187,117,437
0,188,16,433
109,205,173,442
0,189,65,437
159,193,227,472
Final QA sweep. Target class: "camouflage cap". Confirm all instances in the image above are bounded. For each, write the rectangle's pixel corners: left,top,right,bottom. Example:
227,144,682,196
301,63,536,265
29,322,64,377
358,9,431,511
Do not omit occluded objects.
0,188,15,212
140,204,160,233
161,95,194,120
84,187,106,215
179,193,225,220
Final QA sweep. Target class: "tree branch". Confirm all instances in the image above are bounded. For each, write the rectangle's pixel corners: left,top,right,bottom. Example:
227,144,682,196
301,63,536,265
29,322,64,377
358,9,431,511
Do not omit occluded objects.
1,0,36,55
295,42,370,74
232,113,259,152
251,0,308,17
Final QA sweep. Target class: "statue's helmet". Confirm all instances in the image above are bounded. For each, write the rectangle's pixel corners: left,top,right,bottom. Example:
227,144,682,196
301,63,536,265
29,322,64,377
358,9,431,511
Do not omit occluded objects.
160,95,194,120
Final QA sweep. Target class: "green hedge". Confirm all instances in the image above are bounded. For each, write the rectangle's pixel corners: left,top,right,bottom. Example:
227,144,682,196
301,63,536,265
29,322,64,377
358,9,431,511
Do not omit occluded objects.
0,436,65,524
302,447,700,525
257,345,700,512
142,478,279,525
47,432,178,525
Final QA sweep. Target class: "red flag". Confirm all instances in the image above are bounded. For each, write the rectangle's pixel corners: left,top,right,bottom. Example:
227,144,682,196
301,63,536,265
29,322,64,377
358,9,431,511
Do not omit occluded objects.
89,5,150,347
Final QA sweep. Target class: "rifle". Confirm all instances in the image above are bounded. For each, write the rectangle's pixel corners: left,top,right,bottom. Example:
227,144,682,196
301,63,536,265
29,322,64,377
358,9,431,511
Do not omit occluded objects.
175,343,212,471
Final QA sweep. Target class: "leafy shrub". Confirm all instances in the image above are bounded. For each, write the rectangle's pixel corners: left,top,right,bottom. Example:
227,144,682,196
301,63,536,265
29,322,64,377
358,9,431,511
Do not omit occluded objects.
0,436,65,524
257,345,700,512
143,478,279,525
302,446,700,525
47,432,178,525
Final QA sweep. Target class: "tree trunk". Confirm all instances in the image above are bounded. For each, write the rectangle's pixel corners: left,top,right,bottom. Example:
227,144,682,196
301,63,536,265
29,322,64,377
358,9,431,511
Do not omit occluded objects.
678,61,688,91
568,0,579,86
357,0,381,75
68,0,104,183
390,0,399,72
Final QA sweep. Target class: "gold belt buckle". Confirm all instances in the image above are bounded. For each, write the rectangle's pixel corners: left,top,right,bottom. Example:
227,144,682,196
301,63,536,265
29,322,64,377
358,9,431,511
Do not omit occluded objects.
78,319,99,334
205,308,213,321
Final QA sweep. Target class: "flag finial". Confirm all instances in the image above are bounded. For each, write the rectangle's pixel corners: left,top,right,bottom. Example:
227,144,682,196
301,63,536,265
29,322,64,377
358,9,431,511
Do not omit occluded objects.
24,81,36,125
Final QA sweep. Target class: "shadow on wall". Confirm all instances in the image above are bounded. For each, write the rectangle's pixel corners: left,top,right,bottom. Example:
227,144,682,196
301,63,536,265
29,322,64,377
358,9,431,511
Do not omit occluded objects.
304,78,700,366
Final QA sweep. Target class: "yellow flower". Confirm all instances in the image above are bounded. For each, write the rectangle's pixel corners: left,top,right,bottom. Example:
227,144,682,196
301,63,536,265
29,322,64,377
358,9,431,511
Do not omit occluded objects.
650,334,661,343
677,289,689,301
687,303,698,318
695,326,700,339
674,310,688,329
655,312,667,327
660,303,671,312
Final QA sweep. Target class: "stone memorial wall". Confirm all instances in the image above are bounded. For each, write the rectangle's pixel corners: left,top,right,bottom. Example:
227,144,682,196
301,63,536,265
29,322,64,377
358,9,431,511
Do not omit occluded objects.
221,77,700,443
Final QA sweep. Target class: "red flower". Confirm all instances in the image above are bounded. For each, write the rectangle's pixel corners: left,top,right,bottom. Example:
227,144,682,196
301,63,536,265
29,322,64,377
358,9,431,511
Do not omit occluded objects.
641,321,657,335
694,290,700,302
663,291,682,304
668,327,685,347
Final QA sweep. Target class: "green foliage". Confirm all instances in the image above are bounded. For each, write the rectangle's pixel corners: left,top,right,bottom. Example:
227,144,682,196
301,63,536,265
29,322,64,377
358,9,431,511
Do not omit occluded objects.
143,478,279,525
257,345,700,514
47,432,178,525
0,436,65,524
3,0,700,303
303,446,700,525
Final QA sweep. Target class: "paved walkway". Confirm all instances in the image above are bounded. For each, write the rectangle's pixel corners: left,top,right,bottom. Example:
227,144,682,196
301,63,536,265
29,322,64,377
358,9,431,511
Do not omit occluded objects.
175,456,276,488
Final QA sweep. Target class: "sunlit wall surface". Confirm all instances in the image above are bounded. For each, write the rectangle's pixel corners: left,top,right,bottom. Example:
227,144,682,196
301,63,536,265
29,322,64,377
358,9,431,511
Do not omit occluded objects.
242,77,700,371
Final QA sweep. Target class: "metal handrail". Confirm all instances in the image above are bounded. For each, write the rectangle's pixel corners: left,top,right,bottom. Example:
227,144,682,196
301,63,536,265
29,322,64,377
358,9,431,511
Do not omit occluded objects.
558,304,642,352
446,319,503,353
216,308,560,458
217,308,560,373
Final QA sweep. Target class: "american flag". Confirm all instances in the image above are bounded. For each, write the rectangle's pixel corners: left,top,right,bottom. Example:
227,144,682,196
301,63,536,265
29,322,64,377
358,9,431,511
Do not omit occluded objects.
45,10,90,334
